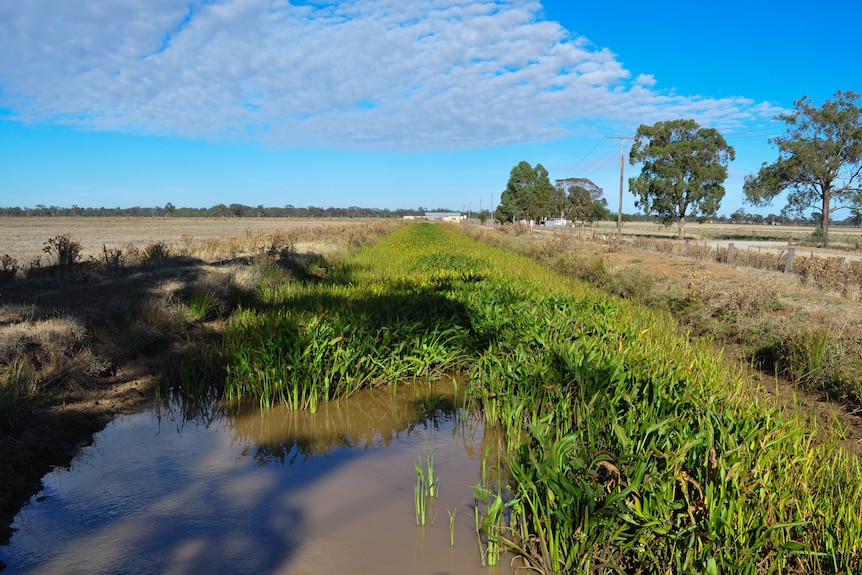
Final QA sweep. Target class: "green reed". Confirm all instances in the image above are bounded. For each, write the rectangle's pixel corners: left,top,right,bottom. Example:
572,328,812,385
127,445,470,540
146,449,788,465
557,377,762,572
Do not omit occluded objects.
447,505,461,547
470,282,862,573
164,222,862,573
414,461,427,526
414,439,439,526
471,453,516,567
186,286,221,322
425,439,438,498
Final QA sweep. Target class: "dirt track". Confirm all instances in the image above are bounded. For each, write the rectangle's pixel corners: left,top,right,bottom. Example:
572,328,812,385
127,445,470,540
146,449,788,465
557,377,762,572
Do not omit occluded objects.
697,239,862,262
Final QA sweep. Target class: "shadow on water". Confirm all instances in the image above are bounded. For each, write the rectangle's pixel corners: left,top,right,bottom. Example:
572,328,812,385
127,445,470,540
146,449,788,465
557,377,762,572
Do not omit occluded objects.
0,380,510,575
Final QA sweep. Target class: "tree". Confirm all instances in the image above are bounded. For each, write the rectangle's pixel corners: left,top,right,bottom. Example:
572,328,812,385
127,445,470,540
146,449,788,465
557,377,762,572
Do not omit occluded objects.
629,119,735,239
495,161,554,223
555,178,604,203
554,178,606,224
587,199,611,223
743,91,862,242
211,203,232,217
567,185,593,222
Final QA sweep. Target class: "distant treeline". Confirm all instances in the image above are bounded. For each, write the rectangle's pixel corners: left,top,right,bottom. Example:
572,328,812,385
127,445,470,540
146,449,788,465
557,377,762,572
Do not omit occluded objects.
0,203,458,219
1,203,858,226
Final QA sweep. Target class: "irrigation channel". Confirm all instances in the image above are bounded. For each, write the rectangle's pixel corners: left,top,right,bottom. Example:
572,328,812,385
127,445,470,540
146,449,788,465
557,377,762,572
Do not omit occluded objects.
0,380,514,575
4,222,862,573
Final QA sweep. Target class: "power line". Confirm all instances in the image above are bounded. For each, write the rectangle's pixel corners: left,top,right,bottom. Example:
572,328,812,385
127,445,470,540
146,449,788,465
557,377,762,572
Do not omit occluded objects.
605,135,634,240
573,138,604,166
576,141,619,178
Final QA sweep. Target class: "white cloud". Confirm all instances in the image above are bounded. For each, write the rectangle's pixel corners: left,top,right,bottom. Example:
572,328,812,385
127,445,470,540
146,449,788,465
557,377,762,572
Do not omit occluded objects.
635,73,656,87
0,0,780,150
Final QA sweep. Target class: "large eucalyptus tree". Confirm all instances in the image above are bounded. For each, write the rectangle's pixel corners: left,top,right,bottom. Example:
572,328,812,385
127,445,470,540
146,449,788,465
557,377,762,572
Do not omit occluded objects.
743,91,862,242
629,119,735,240
496,161,555,224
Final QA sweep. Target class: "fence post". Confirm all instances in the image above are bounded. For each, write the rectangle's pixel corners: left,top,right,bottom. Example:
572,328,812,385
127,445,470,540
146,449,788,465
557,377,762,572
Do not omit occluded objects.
727,243,734,264
784,248,795,273
685,238,691,257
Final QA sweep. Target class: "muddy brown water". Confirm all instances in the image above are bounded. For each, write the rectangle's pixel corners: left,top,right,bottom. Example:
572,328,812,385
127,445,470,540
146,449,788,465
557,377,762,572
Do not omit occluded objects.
0,382,514,574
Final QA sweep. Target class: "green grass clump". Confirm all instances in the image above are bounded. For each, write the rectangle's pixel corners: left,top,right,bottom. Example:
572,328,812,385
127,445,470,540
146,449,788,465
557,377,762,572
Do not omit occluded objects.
0,358,39,431
756,326,861,402
187,287,221,322
166,222,862,573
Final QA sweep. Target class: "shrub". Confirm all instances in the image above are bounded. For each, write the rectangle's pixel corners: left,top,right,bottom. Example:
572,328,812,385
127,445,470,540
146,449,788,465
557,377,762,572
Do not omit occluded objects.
42,234,82,268
793,255,848,294
143,241,170,261
101,245,124,267
758,326,859,401
139,297,182,336
810,227,826,244
685,268,711,303
599,260,655,299
0,254,18,283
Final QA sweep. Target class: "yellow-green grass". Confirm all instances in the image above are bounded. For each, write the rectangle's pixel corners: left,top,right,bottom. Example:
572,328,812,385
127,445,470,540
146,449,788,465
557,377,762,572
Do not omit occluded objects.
166,222,862,573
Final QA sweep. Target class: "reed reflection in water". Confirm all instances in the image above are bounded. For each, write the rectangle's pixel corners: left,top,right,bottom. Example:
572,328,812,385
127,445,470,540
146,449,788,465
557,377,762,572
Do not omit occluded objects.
1,380,510,575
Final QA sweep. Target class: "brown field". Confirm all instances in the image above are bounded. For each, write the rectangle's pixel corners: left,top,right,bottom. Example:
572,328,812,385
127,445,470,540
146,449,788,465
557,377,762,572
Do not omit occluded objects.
0,217,370,266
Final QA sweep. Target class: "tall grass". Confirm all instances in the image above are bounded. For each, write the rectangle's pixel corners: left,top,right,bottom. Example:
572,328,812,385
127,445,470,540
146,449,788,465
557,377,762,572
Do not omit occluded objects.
164,222,862,573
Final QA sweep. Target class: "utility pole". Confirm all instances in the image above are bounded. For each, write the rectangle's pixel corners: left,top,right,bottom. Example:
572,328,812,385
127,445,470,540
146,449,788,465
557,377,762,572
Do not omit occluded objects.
605,136,634,240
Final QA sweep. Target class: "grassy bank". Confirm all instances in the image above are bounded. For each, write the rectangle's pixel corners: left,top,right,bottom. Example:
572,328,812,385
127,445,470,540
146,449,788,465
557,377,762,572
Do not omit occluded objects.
473,227,862,415
166,222,861,574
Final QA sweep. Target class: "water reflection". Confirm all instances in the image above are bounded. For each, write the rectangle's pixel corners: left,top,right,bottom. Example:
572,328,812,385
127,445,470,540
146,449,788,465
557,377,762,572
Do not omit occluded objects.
226,381,482,464
0,381,510,575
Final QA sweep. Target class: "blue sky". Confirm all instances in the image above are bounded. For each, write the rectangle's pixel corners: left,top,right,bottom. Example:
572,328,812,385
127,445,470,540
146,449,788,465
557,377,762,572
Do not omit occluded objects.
0,0,859,215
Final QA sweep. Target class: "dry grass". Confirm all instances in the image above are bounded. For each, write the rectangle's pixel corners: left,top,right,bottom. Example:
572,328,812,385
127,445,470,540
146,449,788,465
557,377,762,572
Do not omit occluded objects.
0,317,87,362
0,217,388,268
0,219,398,404
586,220,862,246
0,314,110,402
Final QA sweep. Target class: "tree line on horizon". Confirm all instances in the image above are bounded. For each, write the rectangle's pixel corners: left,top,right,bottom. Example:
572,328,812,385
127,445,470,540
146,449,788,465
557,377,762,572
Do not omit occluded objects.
2,199,855,229
0,204,456,219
